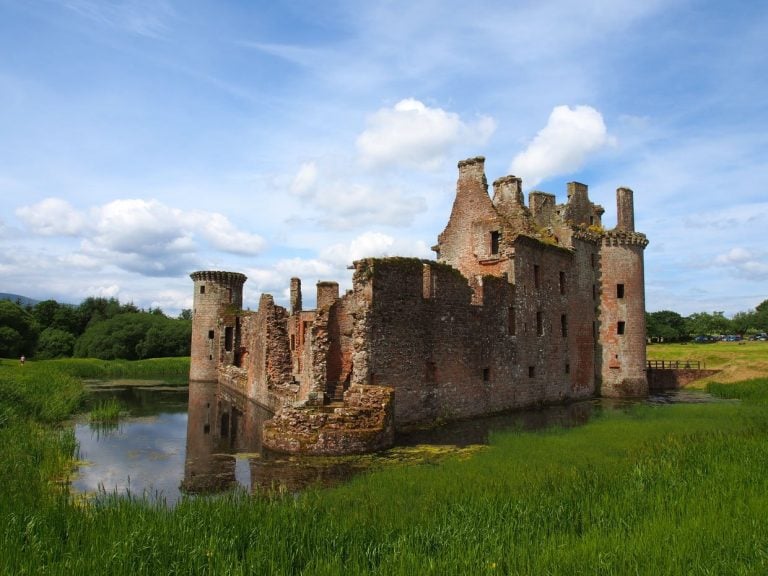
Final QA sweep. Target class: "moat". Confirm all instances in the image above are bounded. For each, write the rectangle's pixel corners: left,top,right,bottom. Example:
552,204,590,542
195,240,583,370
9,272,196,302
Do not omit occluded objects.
72,380,716,506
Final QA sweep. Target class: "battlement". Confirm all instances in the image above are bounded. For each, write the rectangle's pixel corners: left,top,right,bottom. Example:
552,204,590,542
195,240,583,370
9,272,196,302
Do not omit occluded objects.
601,230,649,247
190,271,247,285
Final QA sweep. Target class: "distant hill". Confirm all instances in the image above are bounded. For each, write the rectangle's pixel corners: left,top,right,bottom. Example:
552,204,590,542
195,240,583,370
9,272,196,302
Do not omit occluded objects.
0,293,41,307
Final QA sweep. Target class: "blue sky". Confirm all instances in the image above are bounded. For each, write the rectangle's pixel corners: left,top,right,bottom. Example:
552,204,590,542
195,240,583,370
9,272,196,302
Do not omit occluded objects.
1,0,766,316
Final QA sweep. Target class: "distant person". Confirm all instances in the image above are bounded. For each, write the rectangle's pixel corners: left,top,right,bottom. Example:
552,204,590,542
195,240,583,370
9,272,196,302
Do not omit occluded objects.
19,355,25,365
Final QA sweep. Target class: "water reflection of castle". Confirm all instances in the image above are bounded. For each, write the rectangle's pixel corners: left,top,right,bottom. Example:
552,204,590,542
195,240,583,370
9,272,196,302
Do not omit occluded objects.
182,382,357,495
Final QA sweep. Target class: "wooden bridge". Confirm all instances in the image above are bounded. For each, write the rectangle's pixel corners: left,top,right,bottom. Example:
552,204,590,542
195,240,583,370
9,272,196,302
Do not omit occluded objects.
646,359,718,390
647,359,705,370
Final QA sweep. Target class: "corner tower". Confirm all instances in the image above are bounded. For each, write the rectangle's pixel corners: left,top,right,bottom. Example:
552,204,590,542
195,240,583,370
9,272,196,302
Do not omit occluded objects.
598,188,649,396
189,271,247,382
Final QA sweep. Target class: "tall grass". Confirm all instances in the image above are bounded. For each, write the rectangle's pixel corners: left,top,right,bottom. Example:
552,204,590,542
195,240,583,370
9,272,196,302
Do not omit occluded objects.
46,357,190,380
2,359,768,574
3,379,768,574
89,397,122,424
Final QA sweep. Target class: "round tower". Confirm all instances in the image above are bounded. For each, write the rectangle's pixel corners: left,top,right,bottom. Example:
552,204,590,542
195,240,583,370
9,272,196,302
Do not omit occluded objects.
189,271,247,382
597,188,648,397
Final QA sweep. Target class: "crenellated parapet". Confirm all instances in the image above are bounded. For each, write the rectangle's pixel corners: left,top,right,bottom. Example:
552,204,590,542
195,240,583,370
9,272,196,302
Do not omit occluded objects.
601,230,649,248
190,271,247,285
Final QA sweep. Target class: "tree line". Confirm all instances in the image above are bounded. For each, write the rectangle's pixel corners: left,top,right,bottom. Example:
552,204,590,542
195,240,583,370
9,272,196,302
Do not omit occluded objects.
0,297,192,360
646,299,768,342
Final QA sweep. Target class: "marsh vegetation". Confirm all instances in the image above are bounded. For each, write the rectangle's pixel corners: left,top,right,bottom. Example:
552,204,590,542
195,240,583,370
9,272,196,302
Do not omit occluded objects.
1,356,767,574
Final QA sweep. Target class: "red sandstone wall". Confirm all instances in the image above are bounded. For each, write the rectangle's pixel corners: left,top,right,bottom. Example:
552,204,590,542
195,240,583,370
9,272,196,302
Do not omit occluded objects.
354,254,592,426
599,238,648,396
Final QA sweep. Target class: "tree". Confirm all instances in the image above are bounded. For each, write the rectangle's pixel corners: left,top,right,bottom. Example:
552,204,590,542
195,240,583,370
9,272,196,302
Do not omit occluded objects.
646,310,687,341
178,309,192,321
685,311,732,337
74,312,191,360
36,328,76,359
0,301,38,357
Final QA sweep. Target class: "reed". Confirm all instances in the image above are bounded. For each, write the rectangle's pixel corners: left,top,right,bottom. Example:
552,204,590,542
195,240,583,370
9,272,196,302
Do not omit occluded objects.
2,359,768,574
89,397,122,424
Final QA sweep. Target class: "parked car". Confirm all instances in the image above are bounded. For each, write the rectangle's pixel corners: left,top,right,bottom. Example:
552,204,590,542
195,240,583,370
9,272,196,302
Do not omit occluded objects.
693,335,716,343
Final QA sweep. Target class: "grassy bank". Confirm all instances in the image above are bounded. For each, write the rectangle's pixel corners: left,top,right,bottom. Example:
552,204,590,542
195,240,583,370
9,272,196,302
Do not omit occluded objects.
1,355,767,573
45,356,190,380
647,340,768,385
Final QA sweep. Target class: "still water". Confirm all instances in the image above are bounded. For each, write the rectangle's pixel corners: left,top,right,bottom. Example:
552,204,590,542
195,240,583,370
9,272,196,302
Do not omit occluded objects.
72,381,714,506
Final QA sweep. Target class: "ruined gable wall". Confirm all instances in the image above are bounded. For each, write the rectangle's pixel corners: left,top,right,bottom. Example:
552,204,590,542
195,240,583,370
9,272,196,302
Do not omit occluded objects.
239,294,296,411
436,157,507,282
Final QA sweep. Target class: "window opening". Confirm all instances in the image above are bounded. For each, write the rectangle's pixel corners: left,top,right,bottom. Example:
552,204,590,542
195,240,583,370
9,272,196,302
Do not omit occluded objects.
482,367,490,382
565,363,570,374
224,326,233,352
490,231,500,256
528,366,535,378
208,330,214,340
200,285,205,294
617,321,626,335
559,271,566,294
536,311,544,336
617,283,625,299
561,314,568,337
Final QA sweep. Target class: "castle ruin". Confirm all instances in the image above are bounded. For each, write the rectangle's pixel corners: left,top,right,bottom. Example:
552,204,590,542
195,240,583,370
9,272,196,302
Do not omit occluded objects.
189,156,648,455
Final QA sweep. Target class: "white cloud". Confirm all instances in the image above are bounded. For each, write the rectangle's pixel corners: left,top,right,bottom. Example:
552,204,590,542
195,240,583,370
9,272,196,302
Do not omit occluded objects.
321,231,431,266
357,98,495,170
192,212,265,256
286,161,427,230
290,161,318,196
63,0,175,38
714,247,768,280
16,198,86,236
511,105,615,188
715,247,753,265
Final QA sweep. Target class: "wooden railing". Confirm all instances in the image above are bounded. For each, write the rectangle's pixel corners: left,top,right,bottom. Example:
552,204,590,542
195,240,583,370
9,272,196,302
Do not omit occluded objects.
647,360,704,370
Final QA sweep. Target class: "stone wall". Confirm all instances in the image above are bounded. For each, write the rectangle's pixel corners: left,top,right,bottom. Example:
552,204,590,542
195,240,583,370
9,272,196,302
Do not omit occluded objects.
262,384,394,455
647,368,721,390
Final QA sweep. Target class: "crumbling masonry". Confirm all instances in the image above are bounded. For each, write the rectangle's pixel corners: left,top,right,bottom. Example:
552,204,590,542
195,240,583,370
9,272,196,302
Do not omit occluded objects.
189,156,648,455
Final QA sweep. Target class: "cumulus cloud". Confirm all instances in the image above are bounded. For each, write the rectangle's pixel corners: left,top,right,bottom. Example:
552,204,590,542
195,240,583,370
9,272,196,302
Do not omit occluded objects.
511,105,615,187
16,198,86,236
321,231,431,266
287,162,427,230
714,247,768,280
357,98,495,170
15,197,264,277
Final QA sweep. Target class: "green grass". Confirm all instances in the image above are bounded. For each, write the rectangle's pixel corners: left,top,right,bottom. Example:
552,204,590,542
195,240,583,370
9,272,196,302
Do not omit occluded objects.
2,361,768,574
45,357,190,380
89,397,122,424
647,341,768,384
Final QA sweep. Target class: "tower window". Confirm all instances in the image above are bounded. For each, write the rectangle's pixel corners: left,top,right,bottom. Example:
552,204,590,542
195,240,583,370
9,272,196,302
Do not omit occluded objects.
200,285,206,294
617,283,625,298
208,330,214,340
528,366,535,378
483,367,490,382
559,271,566,294
617,321,626,335
565,363,570,374
561,314,568,337
490,231,500,256
224,326,233,352
536,311,544,336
